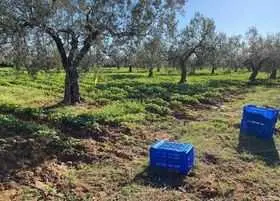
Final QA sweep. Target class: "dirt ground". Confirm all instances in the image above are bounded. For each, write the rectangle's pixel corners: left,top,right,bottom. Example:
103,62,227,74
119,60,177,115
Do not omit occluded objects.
0,86,279,201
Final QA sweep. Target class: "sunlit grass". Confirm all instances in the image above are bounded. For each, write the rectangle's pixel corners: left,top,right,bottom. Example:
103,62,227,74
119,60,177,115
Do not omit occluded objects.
0,67,279,200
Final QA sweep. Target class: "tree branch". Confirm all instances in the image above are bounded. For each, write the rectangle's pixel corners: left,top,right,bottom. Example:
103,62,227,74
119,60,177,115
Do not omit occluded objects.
44,26,68,68
57,28,79,64
73,30,100,67
16,19,69,68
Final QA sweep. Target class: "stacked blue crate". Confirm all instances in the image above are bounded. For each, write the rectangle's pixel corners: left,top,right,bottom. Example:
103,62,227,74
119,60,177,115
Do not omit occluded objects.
240,105,279,138
149,140,195,174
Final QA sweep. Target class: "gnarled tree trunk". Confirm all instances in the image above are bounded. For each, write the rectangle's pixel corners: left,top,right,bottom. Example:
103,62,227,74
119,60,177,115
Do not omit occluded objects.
148,67,153,77
211,65,215,74
246,59,267,82
270,69,277,79
45,27,100,105
179,60,187,84
63,66,81,104
189,66,196,75
249,69,259,81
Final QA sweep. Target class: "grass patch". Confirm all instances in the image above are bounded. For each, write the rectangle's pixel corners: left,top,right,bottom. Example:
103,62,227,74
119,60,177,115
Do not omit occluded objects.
0,67,279,200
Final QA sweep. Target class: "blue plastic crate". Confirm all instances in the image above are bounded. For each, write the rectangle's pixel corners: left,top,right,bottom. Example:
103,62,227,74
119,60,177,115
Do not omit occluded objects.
240,105,279,138
149,140,195,174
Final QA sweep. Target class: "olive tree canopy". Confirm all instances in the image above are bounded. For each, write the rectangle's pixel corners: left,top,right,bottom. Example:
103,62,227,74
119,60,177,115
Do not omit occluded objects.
0,0,186,104
172,13,216,83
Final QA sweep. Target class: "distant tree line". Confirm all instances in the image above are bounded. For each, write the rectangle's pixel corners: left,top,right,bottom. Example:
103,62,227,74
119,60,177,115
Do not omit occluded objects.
0,1,279,105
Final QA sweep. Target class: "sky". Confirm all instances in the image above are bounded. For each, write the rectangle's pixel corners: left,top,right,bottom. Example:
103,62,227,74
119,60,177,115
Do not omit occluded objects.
178,0,280,36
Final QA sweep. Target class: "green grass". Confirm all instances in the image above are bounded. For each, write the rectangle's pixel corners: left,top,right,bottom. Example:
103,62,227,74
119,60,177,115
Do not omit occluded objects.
0,67,271,125
0,67,279,201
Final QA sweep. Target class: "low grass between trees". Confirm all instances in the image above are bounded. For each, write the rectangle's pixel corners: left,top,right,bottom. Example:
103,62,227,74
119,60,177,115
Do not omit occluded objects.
0,67,279,201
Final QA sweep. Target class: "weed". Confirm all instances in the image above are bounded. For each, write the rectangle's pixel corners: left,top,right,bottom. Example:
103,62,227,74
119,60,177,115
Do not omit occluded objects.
145,103,171,116
0,68,279,200
171,94,200,105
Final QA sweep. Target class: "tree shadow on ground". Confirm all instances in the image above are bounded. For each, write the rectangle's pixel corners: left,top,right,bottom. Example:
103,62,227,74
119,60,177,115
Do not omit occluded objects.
133,167,186,189
184,71,233,76
237,133,280,166
0,136,97,185
108,74,145,80
95,79,248,102
247,79,280,87
84,77,279,106
101,68,148,74
0,103,142,187
42,101,65,110
0,113,99,185
155,73,180,76
0,103,121,141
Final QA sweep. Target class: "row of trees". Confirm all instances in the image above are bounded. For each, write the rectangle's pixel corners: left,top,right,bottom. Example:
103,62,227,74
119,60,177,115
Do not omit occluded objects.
132,20,280,83
0,1,279,105
0,0,187,104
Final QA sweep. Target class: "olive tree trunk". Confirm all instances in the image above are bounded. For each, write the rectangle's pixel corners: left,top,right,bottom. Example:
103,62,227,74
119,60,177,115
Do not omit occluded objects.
46,28,100,105
248,59,268,82
179,60,187,84
148,67,154,77
63,66,81,104
270,69,277,79
211,65,215,74
249,69,259,81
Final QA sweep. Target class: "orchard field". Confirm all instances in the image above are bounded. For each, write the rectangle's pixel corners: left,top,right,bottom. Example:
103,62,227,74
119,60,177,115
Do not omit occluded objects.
0,67,279,201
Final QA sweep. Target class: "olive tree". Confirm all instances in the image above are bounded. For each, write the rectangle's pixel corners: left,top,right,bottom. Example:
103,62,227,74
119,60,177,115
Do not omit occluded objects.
175,13,216,83
223,35,243,72
106,45,124,69
0,0,186,104
265,33,280,79
244,27,269,81
122,39,139,72
142,37,162,77
202,32,227,74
